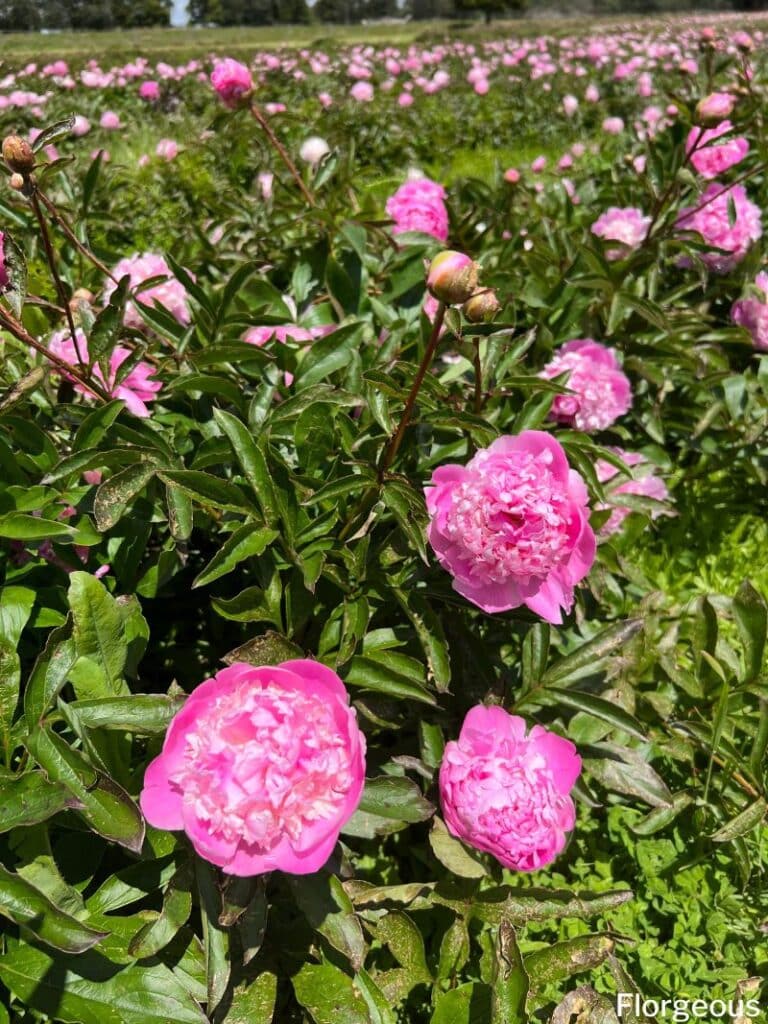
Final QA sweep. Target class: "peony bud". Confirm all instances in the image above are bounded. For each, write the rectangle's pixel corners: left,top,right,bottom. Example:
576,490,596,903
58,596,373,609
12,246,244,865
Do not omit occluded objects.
463,287,501,323
2,135,34,174
695,92,736,126
9,173,24,191
427,251,478,305
210,58,253,109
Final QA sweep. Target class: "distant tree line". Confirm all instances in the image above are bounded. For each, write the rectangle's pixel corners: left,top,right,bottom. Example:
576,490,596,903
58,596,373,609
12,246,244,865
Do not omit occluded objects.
0,0,171,31
0,0,762,32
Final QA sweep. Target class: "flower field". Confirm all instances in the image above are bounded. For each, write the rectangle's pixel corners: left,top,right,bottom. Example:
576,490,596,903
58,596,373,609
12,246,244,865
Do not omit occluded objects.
1,13,768,1023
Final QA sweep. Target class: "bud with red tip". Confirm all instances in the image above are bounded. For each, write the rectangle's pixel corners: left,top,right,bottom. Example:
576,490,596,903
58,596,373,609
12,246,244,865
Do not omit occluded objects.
2,135,34,174
427,251,478,305
463,287,501,323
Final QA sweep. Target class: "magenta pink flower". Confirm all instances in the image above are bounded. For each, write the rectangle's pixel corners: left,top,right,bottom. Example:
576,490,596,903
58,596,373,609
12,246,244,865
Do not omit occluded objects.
595,449,671,536
386,177,448,241
439,705,581,871
104,252,191,328
425,431,595,624
686,122,749,179
47,329,161,418
140,660,366,876
732,272,768,350
139,80,160,101
210,58,253,108
540,339,632,432
349,81,374,102
591,206,651,259
676,182,762,273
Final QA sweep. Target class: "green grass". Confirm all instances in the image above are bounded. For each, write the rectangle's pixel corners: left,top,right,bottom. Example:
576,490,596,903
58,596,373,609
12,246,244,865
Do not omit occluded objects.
6,11,768,64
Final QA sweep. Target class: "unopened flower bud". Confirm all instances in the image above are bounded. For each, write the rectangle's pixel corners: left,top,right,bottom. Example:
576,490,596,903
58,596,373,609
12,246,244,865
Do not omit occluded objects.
9,173,24,190
463,288,501,323
427,250,478,305
2,135,34,174
694,91,736,126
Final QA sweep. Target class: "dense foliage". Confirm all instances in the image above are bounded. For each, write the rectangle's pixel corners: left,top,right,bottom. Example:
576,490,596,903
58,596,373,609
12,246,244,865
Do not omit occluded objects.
0,14,767,1024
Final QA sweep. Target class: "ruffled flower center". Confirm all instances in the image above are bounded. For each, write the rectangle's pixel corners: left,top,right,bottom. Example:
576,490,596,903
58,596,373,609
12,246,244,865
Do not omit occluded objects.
170,681,354,852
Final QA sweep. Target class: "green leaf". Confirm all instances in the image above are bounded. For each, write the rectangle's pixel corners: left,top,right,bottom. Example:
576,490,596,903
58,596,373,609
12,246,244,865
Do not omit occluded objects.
289,873,366,971
393,589,450,692
524,934,614,987
376,910,431,987
0,513,75,540
26,727,145,852
381,482,428,563
222,631,303,667
2,231,28,317
31,114,75,152
93,463,156,532
344,655,436,706
538,620,643,688
213,408,279,526
431,982,492,1024
292,963,372,1024
0,862,108,954
74,399,125,451
491,922,529,1024
68,572,128,698
223,970,277,1023
0,770,81,832
429,816,487,878
343,776,434,838
24,619,77,727
0,584,35,644
0,638,20,760
128,864,193,958
0,934,208,1024
158,469,252,514
733,581,767,683
193,525,278,588
710,797,767,842
68,693,186,733
533,688,646,741
521,623,550,691
294,324,364,389
195,857,231,1015
585,750,672,808
630,792,693,836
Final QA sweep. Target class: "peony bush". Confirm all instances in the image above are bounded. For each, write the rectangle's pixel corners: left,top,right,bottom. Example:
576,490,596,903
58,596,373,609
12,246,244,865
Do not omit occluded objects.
0,14,766,1024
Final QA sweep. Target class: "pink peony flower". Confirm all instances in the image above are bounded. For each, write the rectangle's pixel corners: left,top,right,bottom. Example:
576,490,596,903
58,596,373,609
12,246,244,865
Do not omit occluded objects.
439,705,581,871
504,167,520,184
299,136,330,165
425,431,596,623
732,271,768,350
47,329,161,418
695,91,735,126
676,182,762,273
540,339,632,432
244,318,334,386
140,660,366,876
155,138,178,161
99,111,120,130
386,177,448,241
350,81,374,102
72,115,91,136
595,449,670,536
139,80,160,101
210,58,253,108
602,116,624,135
104,252,191,328
686,122,749,179
591,206,651,258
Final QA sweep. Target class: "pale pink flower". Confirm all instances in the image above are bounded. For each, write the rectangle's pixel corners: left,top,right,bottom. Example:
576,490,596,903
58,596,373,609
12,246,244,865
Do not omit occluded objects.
562,94,578,116
732,271,768,350
676,182,762,273
425,431,596,623
439,705,581,871
591,206,650,258
531,155,547,173
350,81,374,102
602,116,624,135
386,177,448,241
595,449,670,536
318,91,333,108
104,252,192,328
504,167,520,184
540,339,632,432
695,91,735,125
299,136,330,165
210,58,253,108
72,115,90,136
258,171,274,201
155,138,178,161
140,660,366,876
99,111,120,130
686,122,749,179
398,92,414,107
47,329,161,418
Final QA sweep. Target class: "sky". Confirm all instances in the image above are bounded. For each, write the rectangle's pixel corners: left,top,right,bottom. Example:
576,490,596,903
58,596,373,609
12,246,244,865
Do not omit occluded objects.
171,0,189,25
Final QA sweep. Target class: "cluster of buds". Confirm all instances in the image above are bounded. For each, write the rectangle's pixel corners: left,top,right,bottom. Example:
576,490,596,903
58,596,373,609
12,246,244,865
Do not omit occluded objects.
3,135,35,193
426,250,501,322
